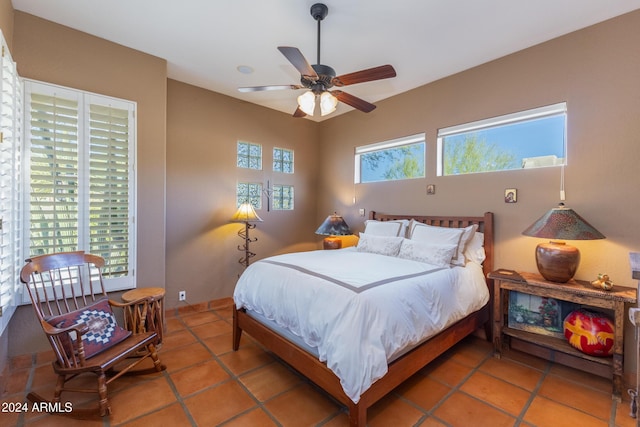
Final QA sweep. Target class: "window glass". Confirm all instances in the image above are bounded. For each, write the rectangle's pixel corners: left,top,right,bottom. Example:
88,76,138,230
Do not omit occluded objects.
273,147,294,173
236,182,262,209
237,141,262,170
438,103,566,176
272,184,294,210
355,134,425,183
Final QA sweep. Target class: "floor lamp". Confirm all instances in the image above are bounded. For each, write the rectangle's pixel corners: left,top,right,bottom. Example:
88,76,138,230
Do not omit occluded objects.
231,202,263,268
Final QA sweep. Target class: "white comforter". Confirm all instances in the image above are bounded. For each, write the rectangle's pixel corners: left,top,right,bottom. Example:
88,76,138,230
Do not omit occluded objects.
233,247,489,403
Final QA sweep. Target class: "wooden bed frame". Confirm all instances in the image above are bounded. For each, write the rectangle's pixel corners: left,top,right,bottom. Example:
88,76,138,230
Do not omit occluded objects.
233,211,494,426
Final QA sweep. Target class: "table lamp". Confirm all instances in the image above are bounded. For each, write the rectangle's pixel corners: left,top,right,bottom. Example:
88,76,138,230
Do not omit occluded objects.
522,203,605,283
315,213,352,250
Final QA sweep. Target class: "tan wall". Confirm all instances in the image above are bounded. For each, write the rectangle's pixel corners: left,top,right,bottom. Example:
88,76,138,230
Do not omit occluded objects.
318,10,640,373
0,0,12,49
165,80,319,308
6,11,167,357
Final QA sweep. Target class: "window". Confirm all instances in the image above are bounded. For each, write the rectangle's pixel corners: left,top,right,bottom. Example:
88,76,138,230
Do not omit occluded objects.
236,182,262,209
273,147,294,173
24,80,136,292
272,184,294,210
355,134,425,184
0,31,22,334
237,141,262,170
437,103,567,176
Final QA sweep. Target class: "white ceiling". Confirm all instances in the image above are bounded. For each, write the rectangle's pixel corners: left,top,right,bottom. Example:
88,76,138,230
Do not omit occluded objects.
12,0,640,121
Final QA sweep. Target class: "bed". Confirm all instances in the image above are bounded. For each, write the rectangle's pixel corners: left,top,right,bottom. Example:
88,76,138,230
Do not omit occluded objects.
232,211,494,426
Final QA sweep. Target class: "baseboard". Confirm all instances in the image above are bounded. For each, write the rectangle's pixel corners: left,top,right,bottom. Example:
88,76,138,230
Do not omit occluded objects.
166,296,234,318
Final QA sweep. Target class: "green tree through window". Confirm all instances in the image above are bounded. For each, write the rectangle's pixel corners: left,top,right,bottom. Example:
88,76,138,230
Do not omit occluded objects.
356,135,425,183
443,134,516,175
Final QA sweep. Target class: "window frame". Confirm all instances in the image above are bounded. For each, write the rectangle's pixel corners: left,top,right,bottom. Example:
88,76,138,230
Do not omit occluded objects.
437,102,567,176
22,79,137,298
354,133,426,184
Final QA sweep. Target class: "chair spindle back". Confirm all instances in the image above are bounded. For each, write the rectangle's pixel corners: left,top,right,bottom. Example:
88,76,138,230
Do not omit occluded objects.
20,251,108,322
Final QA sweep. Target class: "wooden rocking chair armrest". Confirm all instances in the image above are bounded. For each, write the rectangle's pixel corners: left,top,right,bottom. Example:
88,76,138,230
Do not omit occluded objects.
108,296,154,309
41,319,90,337
40,320,90,366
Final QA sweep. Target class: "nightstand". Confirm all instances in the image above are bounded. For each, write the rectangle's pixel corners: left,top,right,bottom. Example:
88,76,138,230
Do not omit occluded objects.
489,270,637,401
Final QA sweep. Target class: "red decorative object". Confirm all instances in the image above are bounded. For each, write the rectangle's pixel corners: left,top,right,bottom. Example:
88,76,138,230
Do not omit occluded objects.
563,309,614,357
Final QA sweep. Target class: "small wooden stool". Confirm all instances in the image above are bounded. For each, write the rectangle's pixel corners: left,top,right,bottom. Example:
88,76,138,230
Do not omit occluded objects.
122,287,166,346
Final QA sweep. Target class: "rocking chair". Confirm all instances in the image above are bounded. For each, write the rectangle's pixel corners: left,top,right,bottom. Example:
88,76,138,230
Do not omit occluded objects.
20,251,166,417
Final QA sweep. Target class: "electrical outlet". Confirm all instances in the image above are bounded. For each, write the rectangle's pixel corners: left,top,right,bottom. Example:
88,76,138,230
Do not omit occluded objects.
178,291,186,301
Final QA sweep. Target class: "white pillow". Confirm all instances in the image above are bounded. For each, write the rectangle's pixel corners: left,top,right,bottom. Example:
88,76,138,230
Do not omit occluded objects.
409,223,478,266
356,233,404,256
397,239,457,267
464,231,486,264
409,223,465,265
363,220,409,237
456,224,478,266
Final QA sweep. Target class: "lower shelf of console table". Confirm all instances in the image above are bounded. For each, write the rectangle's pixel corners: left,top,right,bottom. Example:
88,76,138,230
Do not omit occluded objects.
504,327,614,379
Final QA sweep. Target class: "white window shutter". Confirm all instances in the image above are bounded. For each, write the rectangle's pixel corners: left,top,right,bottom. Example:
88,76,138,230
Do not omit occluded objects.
23,81,137,297
0,30,22,335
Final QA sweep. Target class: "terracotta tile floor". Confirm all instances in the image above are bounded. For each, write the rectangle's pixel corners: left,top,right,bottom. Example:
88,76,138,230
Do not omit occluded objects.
1,301,637,426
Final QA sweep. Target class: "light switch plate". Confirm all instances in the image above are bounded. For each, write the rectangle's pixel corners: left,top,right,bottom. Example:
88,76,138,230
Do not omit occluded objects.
358,208,365,217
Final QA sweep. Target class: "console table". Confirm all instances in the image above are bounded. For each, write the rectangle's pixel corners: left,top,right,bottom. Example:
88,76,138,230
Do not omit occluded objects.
489,270,637,401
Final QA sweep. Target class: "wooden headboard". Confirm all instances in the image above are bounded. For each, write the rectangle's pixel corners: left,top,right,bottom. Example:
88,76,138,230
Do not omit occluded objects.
369,211,494,281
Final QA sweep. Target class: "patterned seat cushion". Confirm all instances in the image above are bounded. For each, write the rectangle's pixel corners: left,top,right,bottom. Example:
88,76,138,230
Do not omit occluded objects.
47,298,132,359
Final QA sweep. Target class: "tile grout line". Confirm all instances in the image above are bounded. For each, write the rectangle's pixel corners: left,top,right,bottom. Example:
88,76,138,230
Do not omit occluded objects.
16,353,37,427
147,313,199,427
511,358,553,426
211,310,346,426
175,309,287,426
398,346,498,426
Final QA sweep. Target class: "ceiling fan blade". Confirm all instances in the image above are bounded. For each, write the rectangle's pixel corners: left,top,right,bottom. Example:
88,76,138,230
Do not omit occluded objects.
278,46,318,80
238,84,303,93
332,65,396,87
293,107,307,118
332,90,376,113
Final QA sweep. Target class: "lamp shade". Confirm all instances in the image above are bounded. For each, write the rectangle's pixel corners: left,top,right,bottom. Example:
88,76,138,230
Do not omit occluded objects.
522,203,604,283
297,91,316,116
522,204,605,240
231,202,263,223
315,213,352,236
316,213,352,250
320,92,338,116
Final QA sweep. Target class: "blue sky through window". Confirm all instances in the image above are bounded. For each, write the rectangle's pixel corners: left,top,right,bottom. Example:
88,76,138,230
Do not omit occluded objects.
444,115,566,168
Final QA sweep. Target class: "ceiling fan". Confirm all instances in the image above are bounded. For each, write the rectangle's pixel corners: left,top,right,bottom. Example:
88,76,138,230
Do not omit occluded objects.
238,3,396,118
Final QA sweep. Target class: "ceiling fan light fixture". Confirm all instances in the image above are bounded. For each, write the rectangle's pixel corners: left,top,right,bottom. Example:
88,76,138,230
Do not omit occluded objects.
320,91,338,116
238,3,396,117
297,90,316,115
